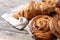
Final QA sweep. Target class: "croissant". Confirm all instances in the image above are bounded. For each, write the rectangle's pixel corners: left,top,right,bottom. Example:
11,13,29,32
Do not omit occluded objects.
29,15,56,40
12,6,24,19
24,1,56,20
23,1,36,20
49,15,60,38
12,1,56,20
12,11,21,19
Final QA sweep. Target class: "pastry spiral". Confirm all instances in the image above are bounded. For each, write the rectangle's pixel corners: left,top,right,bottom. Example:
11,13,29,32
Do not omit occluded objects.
49,15,60,38
29,15,55,40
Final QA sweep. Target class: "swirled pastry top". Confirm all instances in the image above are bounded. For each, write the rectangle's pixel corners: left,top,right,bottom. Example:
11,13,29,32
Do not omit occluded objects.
29,15,55,40
49,15,60,38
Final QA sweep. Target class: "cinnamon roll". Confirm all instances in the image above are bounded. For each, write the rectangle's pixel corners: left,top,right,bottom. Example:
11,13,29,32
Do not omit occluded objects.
49,15,60,38
29,15,55,40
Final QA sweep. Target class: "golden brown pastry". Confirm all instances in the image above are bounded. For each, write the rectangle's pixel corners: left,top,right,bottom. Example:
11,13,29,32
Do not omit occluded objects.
12,1,36,20
43,0,54,3
12,7,24,19
54,0,60,7
29,15,55,40
23,1,36,20
44,0,57,7
49,15,60,38
55,8,60,14
12,1,56,20
24,1,56,20
35,2,56,14
12,11,21,19
43,0,60,7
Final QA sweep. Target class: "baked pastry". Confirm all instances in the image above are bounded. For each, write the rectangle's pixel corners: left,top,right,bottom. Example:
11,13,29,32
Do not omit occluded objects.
45,0,56,6
29,15,55,40
54,0,60,8
44,0,60,7
49,15,60,38
24,1,56,20
12,1,56,20
55,8,60,14
12,10,24,19
12,1,36,20
12,11,21,19
36,2,56,14
43,0,54,3
23,1,36,20
12,5,24,19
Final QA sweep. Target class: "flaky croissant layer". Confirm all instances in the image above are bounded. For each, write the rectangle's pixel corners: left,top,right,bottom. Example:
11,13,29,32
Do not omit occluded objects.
12,1,56,20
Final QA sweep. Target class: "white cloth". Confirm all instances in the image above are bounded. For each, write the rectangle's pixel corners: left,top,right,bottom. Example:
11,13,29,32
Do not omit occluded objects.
1,13,28,30
15,17,28,29
25,20,33,37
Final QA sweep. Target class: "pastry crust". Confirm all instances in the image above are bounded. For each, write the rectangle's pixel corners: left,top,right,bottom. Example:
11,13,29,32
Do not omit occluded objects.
24,1,36,20
29,15,55,40
49,15,60,38
12,11,21,19
55,8,60,14
24,1,56,20
12,1,56,20
12,6,24,19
